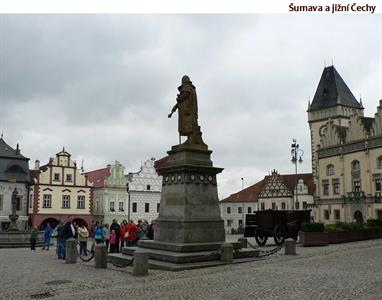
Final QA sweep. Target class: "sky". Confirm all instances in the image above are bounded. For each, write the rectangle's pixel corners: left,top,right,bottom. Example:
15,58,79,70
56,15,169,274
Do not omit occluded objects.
1,14,381,199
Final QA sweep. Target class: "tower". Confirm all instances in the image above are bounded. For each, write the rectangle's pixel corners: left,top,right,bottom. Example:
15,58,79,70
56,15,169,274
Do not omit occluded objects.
307,66,364,179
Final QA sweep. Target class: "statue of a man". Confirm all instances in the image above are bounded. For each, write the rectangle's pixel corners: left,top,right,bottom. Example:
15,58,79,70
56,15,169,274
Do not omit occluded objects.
168,75,207,149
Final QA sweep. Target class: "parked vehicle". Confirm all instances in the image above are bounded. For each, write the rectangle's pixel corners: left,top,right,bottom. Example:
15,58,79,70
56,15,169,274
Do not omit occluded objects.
244,210,311,246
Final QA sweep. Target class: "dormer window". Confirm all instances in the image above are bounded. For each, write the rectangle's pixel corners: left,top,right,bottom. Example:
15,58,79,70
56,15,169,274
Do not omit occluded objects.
54,173,60,181
66,174,72,182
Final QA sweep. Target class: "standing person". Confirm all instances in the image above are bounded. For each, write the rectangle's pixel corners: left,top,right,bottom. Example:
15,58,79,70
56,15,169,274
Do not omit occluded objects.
109,229,117,253
56,220,65,259
30,226,38,251
93,221,104,244
147,220,155,240
120,220,128,249
61,218,76,260
126,220,138,247
77,224,89,256
42,223,52,250
109,219,121,252
103,223,110,251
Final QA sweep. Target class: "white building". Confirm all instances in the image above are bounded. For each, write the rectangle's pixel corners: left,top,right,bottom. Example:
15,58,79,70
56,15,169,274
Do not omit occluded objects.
126,158,162,223
220,170,314,233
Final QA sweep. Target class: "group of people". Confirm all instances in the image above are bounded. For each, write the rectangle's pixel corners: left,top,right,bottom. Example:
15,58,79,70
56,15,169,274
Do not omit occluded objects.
30,218,154,258
91,219,154,253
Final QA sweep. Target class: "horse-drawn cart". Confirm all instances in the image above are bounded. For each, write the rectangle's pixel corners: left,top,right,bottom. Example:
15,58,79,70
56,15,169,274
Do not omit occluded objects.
244,210,311,246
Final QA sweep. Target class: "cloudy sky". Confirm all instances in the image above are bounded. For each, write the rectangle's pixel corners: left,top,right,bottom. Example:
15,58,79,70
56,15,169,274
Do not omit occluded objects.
1,14,381,199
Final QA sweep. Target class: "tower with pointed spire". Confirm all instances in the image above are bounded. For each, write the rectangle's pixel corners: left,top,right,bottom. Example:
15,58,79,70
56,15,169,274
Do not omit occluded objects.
307,66,364,178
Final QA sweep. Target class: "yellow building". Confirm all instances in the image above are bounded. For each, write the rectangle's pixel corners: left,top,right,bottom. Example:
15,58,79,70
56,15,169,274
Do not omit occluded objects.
308,66,382,223
28,148,93,228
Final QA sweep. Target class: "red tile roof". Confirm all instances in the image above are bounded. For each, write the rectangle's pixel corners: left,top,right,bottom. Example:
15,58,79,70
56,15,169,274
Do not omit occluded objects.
85,167,110,188
220,179,266,203
154,156,170,171
220,173,314,203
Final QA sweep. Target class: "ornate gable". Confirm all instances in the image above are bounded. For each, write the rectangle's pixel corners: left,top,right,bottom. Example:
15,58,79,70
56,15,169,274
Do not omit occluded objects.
371,100,382,136
320,121,345,148
346,114,368,142
259,170,292,198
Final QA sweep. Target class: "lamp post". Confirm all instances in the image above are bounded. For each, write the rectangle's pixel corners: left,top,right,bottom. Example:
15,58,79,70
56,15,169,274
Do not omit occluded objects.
241,177,244,231
126,183,131,221
291,139,304,210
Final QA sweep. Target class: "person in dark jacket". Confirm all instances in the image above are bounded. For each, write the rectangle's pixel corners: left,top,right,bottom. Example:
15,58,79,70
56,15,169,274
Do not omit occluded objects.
30,226,38,251
56,220,65,259
109,219,121,252
42,223,52,250
61,219,77,259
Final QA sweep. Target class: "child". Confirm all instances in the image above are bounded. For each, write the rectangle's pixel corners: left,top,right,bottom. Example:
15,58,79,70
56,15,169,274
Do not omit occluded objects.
109,229,117,253
30,226,38,251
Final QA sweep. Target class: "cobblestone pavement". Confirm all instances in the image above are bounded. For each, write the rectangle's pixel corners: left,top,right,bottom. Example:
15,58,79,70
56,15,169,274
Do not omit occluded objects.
0,237,381,299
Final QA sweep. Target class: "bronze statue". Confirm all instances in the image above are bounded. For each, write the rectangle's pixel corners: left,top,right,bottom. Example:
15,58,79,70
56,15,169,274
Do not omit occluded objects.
168,75,207,149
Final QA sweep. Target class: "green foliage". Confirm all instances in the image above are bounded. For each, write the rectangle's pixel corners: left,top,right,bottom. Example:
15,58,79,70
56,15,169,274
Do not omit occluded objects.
324,224,338,232
366,219,382,228
301,222,325,232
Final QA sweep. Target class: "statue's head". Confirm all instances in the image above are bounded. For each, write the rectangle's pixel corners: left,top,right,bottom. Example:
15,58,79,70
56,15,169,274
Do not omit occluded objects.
181,75,191,85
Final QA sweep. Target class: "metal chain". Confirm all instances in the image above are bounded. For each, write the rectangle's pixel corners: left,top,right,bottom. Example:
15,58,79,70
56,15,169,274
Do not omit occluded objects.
247,240,283,257
76,241,95,262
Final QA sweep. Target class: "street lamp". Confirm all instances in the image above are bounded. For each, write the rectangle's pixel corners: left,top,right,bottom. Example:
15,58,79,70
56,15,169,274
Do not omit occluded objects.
126,183,131,221
291,139,304,210
241,177,244,232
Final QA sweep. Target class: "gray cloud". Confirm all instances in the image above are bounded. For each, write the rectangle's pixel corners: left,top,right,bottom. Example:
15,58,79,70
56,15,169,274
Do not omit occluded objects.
1,14,381,198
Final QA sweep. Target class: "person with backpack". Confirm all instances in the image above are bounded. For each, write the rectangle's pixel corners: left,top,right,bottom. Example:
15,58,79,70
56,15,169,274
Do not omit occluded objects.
93,221,104,244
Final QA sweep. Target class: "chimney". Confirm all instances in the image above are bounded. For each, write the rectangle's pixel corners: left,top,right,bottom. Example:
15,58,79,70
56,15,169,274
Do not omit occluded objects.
35,160,40,170
16,143,20,155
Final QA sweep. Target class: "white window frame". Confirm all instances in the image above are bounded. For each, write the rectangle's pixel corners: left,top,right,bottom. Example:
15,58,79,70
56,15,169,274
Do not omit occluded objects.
62,195,70,208
77,195,85,209
43,194,52,208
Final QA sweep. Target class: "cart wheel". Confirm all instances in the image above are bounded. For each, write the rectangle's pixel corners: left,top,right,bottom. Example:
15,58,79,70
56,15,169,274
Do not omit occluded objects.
255,236,268,246
273,225,285,245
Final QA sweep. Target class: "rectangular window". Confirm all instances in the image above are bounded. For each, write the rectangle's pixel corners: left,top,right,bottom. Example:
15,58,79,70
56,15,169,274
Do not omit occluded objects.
353,180,361,192
226,207,231,214
260,203,265,210
281,202,286,210
334,209,340,220
271,203,276,210
145,203,150,213
238,220,243,228
376,178,381,192
247,207,252,214
54,173,60,181
29,193,33,208
147,185,151,191
109,201,115,211
296,201,300,210
43,194,52,208
0,195,3,210
62,195,70,208
157,203,160,213
238,207,242,214
16,197,22,211
302,202,307,210
77,195,85,209
323,182,330,195
132,202,137,213
227,220,233,227
324,209,330,220
66,174,72,182
119,202,124,212
333,182,340,195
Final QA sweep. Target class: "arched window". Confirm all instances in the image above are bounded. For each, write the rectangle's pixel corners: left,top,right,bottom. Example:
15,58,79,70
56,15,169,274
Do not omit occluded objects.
351,160,360,171
377,156,382,169
326,164,335,176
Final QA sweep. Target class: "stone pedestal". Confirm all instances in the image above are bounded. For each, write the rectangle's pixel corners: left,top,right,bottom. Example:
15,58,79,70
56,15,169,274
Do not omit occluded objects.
139,146,225,253
284,239,296,255
95,244,107,268
220,243,233,264
133,250,149,276
65,238,77,264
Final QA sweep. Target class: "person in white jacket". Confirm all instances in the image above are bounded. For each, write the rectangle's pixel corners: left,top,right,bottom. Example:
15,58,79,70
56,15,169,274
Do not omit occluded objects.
77,224,89,256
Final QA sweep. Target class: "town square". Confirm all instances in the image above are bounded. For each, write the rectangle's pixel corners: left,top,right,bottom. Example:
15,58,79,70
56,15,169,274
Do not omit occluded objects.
0,10,381,300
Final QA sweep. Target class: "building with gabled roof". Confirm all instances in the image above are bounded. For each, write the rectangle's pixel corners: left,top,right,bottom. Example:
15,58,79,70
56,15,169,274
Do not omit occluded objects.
28,148,93,229
0,137,30,230
220,170,314,233
86,161,128,225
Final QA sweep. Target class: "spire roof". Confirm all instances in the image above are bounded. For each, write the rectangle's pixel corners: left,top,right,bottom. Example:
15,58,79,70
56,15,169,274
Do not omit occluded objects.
0,137,27,159
309,66,363,112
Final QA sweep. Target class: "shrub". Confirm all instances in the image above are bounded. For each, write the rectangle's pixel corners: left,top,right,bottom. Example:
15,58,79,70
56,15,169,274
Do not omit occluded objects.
366,219,382,228
340,222,364,231
301,222,325,232
325,224,338,232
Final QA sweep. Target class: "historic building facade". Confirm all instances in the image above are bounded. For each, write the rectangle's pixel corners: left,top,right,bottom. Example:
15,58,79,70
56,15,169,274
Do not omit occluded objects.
28,148,93,228
86,161,128,225
220,171,314,233
0,137,30,231
126,158,162,223
308,66,382,223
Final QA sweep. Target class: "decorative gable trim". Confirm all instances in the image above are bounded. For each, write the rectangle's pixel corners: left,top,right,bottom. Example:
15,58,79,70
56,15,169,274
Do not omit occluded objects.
62,189,71,193
77,189,86,193
42,187,53,192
